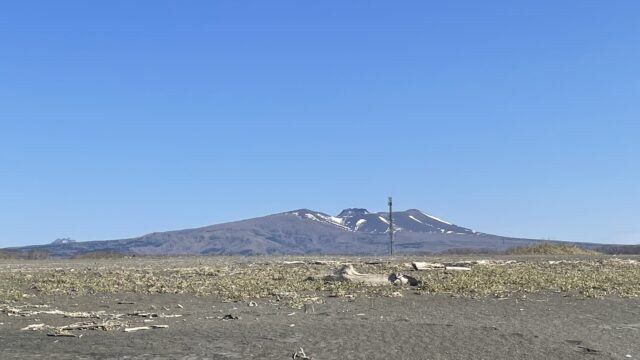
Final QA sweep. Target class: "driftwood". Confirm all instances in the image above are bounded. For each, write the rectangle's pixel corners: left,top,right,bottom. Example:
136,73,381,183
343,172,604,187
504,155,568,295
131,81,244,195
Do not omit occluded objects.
21,323,47,331
124,325,168,332
445,266,471,271
59,320,125,331
412,262,445,270
4,307,108,318
47,332,76,337
412,262,471,271
127,312,181,318
0,304,183,321
293,347,311,359
309,260,339,265
124,326,151,332
284,260,340,266
324,265,389,286
22,320,126,334
323,265,417,286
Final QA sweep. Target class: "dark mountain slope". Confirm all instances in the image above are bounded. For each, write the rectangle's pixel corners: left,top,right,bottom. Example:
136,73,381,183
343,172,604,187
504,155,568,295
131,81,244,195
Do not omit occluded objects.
7,208,601,257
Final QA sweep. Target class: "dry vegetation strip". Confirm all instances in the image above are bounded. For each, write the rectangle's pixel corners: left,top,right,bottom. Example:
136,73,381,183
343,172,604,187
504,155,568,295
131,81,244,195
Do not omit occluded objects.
1,258,639,306
506,242,601,255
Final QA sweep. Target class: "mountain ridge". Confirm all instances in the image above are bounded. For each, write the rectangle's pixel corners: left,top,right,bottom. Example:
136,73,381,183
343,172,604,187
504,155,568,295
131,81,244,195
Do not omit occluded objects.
5,208,603,257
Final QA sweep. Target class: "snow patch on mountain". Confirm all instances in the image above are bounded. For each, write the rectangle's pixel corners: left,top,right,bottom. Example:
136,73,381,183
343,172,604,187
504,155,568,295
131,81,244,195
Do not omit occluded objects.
288,208,473,235
420,211,452,225
408,215,423,224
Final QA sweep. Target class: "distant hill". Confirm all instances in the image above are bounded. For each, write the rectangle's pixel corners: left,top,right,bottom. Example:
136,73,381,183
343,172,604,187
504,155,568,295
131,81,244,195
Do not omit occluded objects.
6,208,608,257
51,238,77,245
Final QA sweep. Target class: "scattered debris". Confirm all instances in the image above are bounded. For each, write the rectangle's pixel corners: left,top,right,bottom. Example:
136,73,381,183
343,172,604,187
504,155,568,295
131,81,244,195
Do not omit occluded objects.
58,320,125,331
309,260,339,265
577,346,600,354
3,306,107,319
389,273,418,286
293,347,311,359
128,311,157,318
22,320,127,334
248,301,258,307
177,304,184,309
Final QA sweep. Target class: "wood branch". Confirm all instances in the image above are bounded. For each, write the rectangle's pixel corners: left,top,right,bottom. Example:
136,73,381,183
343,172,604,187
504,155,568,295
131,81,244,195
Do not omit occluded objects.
445,266,471,271
412,262,445,270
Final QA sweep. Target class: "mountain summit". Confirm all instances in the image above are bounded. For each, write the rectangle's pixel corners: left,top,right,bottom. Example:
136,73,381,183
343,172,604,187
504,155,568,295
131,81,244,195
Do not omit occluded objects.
287,209,474,235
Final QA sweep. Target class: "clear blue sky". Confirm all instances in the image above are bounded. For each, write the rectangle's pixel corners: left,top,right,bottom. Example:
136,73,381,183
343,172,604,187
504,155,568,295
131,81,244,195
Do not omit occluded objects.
1,1,639,247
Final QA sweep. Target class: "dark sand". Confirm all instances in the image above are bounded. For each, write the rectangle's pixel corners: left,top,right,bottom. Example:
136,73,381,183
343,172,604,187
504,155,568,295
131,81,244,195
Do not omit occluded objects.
2,292,639,359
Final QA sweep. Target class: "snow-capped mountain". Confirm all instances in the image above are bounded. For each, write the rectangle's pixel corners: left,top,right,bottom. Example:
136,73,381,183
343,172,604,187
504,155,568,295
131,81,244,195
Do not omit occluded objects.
286,208,474,235
9,207,591,257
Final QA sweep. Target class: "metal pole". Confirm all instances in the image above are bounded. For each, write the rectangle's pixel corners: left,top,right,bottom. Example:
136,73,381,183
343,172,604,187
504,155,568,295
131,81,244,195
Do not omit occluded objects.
388,196,393,256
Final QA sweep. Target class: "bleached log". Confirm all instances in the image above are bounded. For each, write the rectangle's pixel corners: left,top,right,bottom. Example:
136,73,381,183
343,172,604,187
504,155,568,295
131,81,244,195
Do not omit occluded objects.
124,326,151,332
323,265,417,286
21,323,47,331
445,266,471,271
412,262,445,270
324,265,390,286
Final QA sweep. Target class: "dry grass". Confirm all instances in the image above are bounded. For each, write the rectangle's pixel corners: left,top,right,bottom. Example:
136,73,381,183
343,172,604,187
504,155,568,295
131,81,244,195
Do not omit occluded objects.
70,251,129,259
506,242,601,255
0,257,638,306
417,260,640,297
0,250,19,259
